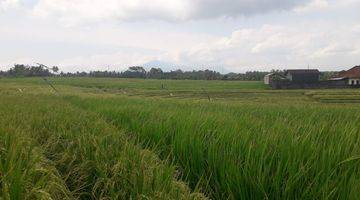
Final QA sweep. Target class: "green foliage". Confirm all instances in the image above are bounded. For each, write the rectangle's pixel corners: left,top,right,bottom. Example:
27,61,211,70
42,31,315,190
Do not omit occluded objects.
67,95,360,200
21,77,268,90
0,94,205,200
0,77,359,200
1,63,271,80
320,71,337,81
5,64,53,77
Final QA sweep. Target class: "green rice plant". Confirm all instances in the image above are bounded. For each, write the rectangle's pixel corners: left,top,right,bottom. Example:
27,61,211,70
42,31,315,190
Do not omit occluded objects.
1,77,359,199
0,94,205,200
0,105,72,199
67,95,360,199
0,77,268,91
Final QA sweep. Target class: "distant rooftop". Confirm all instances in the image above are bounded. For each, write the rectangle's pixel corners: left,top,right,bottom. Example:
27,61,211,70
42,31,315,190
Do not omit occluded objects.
336,66,360,78
285,69,320,75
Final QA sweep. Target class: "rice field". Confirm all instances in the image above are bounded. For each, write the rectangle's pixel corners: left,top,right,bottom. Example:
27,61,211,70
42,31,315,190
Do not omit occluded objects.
0,77,359,199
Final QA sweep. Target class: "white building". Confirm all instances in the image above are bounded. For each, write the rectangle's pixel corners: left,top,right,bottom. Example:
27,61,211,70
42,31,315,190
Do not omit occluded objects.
263,73,274,85
332,66,360,86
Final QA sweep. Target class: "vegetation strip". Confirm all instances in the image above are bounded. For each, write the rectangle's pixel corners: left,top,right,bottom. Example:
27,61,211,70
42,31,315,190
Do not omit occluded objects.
66,94,360,200
1,77,360,200
0,94,205,199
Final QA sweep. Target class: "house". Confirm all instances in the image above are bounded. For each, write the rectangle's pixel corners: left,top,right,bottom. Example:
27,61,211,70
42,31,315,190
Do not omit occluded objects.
285,69,320,83
264,73,274,85
331,66,360,86
264,73,287,85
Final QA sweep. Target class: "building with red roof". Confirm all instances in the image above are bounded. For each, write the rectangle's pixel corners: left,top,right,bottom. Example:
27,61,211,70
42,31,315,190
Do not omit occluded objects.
331,66,360,86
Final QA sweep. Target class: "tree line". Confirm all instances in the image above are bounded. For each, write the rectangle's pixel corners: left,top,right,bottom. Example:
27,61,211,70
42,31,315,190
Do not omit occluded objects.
0,64,59,77
0,64,271,81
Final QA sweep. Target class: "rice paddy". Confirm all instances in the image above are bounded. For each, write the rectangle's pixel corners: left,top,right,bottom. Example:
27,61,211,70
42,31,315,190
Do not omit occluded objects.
0,77,359,199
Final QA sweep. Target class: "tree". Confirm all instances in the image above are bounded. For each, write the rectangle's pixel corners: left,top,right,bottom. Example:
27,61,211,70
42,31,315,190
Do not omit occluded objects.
148,68,163,79
6,64,53,77
52,66,59,73
122,66,147,78
9,64,28,77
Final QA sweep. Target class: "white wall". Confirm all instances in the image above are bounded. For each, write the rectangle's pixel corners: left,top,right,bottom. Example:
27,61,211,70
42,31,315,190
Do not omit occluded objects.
348,78,360,85
264,75,270,85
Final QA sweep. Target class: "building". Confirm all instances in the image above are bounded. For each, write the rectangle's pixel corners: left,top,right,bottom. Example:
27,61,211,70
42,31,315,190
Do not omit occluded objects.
269,66,360,89
264,73,274,85
331,66,360,86
264,73,287,85
285,69,320,83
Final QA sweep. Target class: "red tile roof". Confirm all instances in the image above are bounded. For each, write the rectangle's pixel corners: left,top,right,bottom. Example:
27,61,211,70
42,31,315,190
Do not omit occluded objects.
337,66,360,78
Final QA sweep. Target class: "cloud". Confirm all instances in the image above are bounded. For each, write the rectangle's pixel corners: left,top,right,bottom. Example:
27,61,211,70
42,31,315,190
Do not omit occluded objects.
8,21,357,72
170,23,360,71
57,50,158,72
191,0,310,18
294,0,329,12
31,0,310,24
1,0,359,73
0,0,19,11
3,21,359,72
294,0,360,12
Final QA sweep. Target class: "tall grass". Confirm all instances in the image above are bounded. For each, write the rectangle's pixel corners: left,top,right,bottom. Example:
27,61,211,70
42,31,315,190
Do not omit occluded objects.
0,77,268,91
0,94,205,199
0,130,71,199
67,95,360,199
1,77,359,199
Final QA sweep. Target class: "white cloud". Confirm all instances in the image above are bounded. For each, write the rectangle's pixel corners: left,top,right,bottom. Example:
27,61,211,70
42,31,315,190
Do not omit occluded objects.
12,21,357,72
57,50,158,72
191,0,310,18
294,0,360,12
31,0,310,25
294,0,329,12
32,0,189,26
1,0,359,72
170,23,360,71
0,0,19,11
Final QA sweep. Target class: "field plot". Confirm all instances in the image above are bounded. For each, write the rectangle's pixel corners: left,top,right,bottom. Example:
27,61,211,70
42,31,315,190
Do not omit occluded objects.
0,94,204,199
0,77,359,200
306,90,360,103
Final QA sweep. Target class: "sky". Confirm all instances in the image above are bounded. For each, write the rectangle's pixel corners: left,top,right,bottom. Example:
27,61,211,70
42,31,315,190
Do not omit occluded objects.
0,0,359,73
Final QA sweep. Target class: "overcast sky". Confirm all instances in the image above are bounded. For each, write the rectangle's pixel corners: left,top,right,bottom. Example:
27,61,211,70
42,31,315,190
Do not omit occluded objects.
0,0,359,72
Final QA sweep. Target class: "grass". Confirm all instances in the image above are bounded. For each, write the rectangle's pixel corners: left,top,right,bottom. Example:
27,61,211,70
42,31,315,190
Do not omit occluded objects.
67,95,360,199
0,77,359,199
0,93,205,199
305,90,360,103
0,77,269,91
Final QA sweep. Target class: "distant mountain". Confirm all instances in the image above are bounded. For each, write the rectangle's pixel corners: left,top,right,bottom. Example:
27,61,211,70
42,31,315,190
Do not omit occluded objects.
143,60,230,74
142,60,180,72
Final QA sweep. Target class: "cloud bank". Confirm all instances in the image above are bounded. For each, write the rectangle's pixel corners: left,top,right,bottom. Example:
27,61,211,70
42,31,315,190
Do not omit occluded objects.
44,22,359,72
1,0,359,72
32,0,310,24
0,0,19,11
173,23,360,71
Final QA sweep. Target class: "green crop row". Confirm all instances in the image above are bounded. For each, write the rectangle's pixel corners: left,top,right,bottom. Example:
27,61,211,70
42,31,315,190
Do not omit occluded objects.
1,77,359,200
67,95,360,199
0,94,205,200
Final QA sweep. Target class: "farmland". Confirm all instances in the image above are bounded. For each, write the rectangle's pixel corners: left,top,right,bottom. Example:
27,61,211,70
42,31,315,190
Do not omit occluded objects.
0,77,359,199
